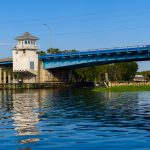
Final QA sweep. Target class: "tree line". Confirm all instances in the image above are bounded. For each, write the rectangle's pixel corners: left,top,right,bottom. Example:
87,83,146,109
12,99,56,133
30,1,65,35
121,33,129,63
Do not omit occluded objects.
38,48,77,55
38,48,139,82
72,62,138,82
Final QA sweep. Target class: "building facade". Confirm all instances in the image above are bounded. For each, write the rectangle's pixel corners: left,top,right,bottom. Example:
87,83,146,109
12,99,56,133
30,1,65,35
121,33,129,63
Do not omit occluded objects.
133,75,146,82
0,32,72,84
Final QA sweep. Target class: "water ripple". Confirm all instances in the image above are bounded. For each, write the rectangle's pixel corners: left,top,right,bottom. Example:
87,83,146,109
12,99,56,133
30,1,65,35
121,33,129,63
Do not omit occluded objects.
0,89,150,149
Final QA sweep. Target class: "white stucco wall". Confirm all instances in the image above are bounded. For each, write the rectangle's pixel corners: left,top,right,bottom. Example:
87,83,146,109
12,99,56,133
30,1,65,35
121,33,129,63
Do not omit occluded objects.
13,49,38,72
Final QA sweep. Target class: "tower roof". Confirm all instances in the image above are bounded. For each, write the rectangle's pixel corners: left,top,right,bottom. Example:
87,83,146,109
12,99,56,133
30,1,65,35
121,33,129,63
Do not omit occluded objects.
15,32,39,40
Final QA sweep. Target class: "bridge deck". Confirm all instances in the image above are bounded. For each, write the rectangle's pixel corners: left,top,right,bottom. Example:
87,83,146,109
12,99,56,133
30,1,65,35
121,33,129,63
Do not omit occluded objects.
39,45,150,60
0,45,150,68
41,45,150,69
0,57,12,65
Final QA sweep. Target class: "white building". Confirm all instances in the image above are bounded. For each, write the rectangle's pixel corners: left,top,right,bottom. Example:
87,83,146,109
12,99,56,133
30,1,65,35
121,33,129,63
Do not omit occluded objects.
133,75,145,82
0,32,72,84
12,32,39,83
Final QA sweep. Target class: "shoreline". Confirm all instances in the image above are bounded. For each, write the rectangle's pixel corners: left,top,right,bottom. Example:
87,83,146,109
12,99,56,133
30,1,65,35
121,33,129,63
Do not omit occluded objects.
0,82,96,90
0,82,150,92
0,82,74,90
93,85,150,92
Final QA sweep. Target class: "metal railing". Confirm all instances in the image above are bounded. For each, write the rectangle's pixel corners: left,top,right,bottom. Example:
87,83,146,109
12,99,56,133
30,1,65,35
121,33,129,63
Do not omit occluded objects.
39,45,150,60
16,45,39,49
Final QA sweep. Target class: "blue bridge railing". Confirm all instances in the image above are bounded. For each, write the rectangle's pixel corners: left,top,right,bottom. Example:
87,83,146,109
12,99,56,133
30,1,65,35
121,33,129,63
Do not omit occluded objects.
0,45,150,67
39,45,150,60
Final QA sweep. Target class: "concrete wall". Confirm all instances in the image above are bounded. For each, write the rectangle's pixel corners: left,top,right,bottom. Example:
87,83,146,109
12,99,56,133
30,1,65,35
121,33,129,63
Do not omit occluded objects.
12,49,38,74
0,61,73,84
38,61,72,83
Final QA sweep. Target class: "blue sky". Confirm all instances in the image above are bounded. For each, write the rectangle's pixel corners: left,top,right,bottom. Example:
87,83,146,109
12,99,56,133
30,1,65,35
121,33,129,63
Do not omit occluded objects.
0,0,150,71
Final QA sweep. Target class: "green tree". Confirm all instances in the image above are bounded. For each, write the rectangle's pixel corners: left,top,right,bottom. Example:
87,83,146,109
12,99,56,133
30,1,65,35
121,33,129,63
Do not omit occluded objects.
72,62,138,82
37,51,46,55
47,48,78,54
115,62,138,81
62,49,78,53
47,48,61,54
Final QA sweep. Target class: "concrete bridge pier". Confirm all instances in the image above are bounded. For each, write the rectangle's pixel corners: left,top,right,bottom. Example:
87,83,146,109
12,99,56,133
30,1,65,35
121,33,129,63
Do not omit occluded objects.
3,69,6,83
13,74,16,83
0,68,2,83
38,64,73,82
0,67,18,84
47,69,73,82
8,71,12,83
68,70,72,82
45,69,72,82
38,61,73,82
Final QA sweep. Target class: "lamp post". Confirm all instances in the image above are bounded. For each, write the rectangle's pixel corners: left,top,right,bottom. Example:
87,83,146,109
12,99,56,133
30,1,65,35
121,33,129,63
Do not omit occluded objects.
43,24,51,32
43,24,52,53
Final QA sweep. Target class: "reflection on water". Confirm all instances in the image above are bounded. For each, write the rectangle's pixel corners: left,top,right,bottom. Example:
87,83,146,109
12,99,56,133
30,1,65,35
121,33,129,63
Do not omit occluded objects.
12,91,40,144
0,89,150,149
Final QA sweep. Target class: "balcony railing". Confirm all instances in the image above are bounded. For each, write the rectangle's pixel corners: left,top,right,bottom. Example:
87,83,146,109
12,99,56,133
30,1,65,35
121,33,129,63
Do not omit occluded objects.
15,45,39,50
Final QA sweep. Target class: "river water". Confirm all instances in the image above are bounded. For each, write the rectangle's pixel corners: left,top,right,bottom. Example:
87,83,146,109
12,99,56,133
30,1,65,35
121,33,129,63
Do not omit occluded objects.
0,88,150,150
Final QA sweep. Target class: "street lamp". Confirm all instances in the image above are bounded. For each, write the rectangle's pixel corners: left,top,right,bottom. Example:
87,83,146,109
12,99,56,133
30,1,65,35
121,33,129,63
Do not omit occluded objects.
43,24,51,32
43,24,52,53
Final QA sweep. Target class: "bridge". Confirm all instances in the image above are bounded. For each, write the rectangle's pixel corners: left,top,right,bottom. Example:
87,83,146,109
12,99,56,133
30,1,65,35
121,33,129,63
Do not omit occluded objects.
40,45,150,69
1,45,150,69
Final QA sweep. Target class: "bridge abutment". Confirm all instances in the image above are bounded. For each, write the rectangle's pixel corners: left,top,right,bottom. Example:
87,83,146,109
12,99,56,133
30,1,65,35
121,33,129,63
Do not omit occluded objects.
37,61,72,83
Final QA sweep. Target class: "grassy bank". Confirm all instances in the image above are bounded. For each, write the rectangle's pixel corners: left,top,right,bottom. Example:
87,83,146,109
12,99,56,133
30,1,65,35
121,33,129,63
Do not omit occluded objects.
93,85,150,92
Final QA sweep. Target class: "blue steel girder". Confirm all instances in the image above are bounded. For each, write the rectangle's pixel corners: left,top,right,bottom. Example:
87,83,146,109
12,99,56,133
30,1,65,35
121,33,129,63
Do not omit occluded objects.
0,45,149,69
41,45,150,69
0,61,12,66
42,48,149,69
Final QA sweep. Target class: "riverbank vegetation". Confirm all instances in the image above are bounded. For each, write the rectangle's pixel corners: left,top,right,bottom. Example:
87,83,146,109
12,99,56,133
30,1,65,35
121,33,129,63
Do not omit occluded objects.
93,85,150,92
72,62,138,82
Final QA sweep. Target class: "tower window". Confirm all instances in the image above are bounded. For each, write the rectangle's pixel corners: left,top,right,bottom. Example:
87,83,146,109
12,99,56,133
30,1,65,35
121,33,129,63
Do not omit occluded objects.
30,61,34,69
25,41,27,44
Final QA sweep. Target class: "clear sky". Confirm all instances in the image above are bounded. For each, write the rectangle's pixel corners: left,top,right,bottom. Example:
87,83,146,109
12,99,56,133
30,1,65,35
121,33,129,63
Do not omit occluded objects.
0,0,150,71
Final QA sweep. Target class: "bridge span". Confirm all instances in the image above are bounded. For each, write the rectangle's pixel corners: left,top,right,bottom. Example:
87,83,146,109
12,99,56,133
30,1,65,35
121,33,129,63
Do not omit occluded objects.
0,45,150,69
40,45,150,69
1,32,150,84
0,37,150,84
